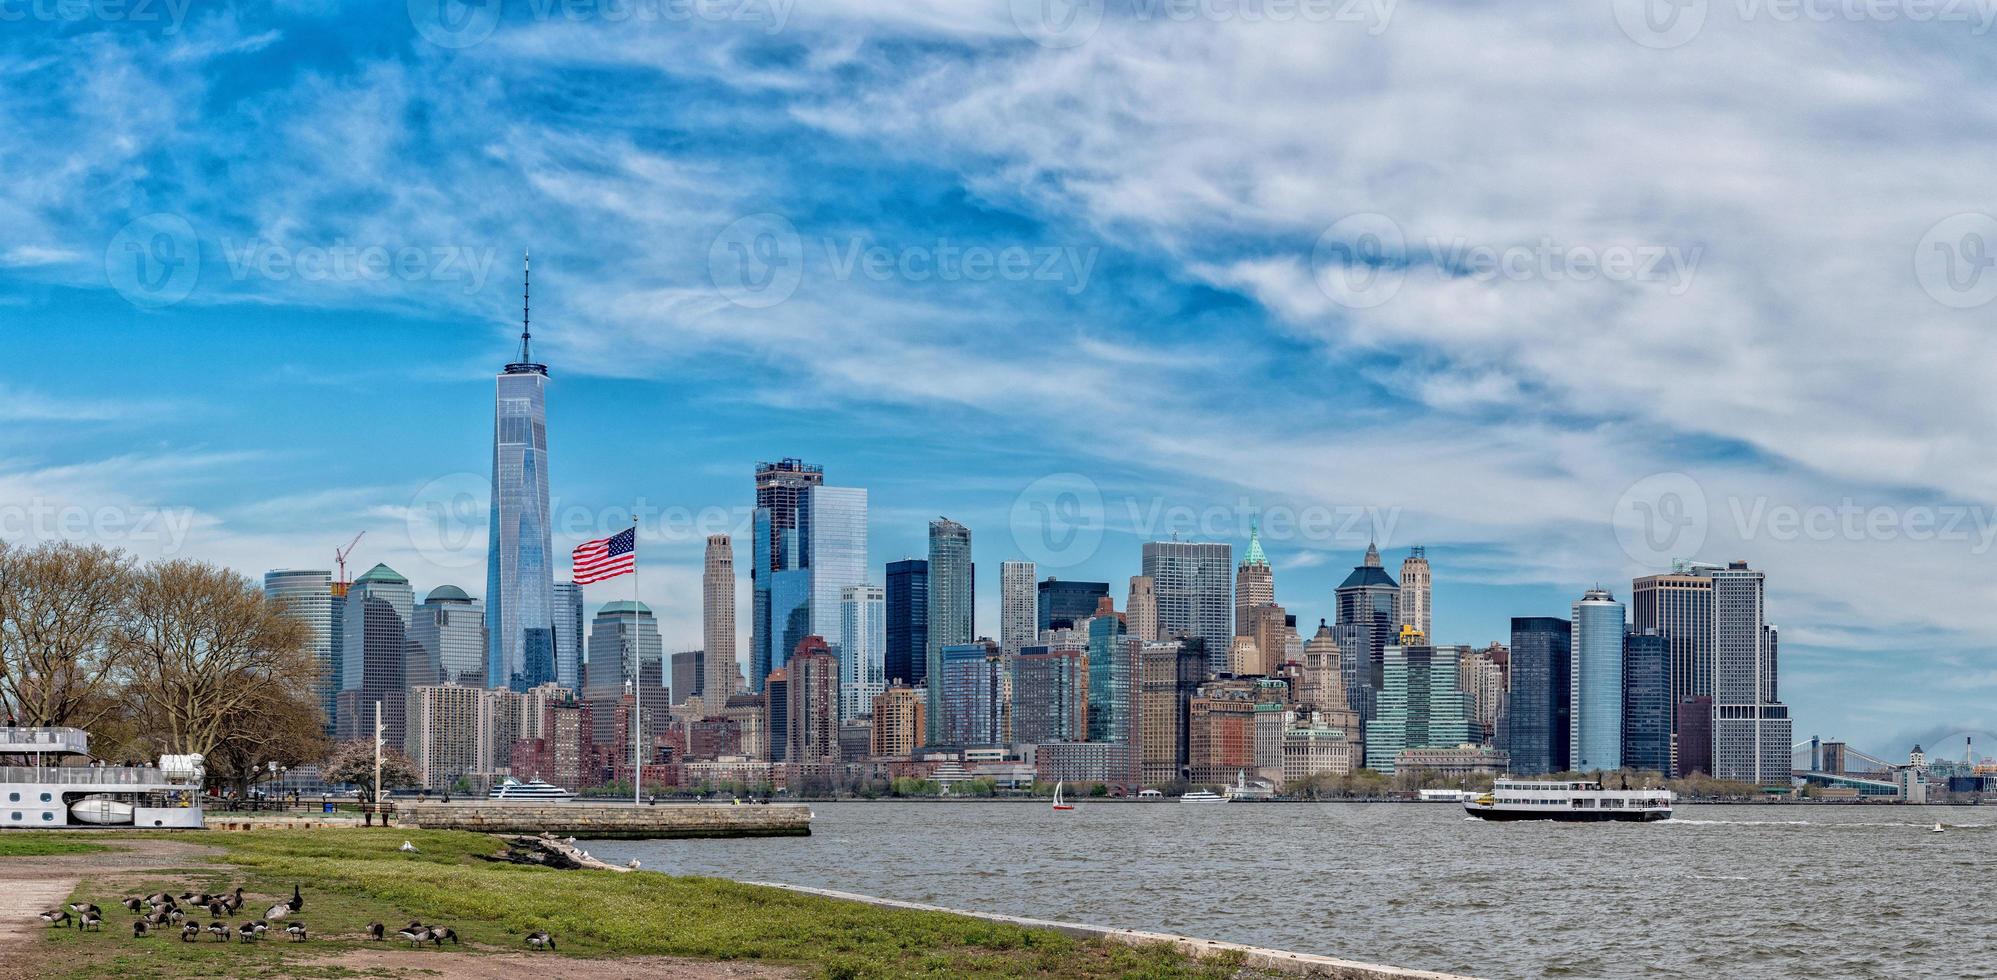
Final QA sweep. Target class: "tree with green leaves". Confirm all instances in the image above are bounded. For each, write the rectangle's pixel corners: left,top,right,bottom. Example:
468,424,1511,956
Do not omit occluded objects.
323,739,418,800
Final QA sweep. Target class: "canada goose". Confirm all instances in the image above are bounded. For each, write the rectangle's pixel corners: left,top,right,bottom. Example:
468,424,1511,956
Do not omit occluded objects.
180,922,199,942
525,930,556,950
285,921,307,942
38,909,70,928
396,925,428,943
223,887,245,913
206,921,228,942
366,921,385,941
265,884,303,920
143,892,172,906
132,921,150,939
238,921,260,942
425,926,459,946
207,901,226,918
79,913,103,931
121,897,143,913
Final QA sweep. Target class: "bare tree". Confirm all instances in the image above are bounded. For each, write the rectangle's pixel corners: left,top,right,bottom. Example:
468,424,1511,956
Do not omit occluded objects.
119,559,315,759
204,683,329,798
0,540,137,728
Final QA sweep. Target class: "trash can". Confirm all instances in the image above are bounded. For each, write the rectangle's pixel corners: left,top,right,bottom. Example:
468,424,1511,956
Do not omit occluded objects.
322,802,335,814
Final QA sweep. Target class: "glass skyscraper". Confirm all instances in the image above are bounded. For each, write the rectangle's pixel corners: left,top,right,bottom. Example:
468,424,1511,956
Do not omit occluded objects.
885,558,928,687
805,485,869,660
750,458,823,692
1334,543,1400,720
1570,588,1627,772
339,563,414,746
1085,600,1129,743
1506,616,1572,775
552,581,583,693
264,568,336,735
839,584,886,722
925,518,974,745
1622,629,1672,773
1364,629,1477,773
1037,578,1108,632
409,584,486,688
1140,541,1232,675
486,293,557,693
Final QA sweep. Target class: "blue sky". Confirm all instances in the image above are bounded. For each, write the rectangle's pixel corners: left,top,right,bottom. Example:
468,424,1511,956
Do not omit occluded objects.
3,0,1995,757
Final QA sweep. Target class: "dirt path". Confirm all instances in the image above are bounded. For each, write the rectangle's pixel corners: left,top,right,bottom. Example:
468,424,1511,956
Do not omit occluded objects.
313,949,800,978
0,839,223,980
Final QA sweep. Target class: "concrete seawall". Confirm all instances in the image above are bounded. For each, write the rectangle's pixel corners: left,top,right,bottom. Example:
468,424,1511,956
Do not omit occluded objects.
744,882,1479,980
402,802,812,839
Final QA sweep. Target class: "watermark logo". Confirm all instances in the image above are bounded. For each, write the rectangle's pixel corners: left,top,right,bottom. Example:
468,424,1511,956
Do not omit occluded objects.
1010,0,1104,48
405,472,490,569
709,212,804,309
0,0,194,34
105,213,200,310
1613,0,1709,48
1915,212,1997,309
0,500,197,555
1311,212,1407,310
1613,472,1709,568
408,0,504,48
1009,472,1107,568
217,239,498,294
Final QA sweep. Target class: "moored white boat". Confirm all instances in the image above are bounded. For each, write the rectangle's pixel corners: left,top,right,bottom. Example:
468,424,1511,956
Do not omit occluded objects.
1180,790,1228,803
488,777,578,801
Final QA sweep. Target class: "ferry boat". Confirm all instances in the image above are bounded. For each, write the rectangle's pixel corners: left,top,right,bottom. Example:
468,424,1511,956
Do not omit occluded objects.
0,727,204,829
1180,789,1229,803
488,777,578,801
1464,778,1672,822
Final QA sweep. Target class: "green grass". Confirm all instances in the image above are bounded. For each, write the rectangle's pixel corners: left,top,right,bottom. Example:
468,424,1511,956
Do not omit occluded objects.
38,828,1249,979
0,835,111,856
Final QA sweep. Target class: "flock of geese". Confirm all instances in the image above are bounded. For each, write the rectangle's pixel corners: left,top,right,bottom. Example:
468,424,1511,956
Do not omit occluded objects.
37,885,558,951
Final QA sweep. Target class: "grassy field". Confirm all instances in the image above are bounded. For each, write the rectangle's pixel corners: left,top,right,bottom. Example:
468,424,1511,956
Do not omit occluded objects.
0,836,110,856
27,828,1248,979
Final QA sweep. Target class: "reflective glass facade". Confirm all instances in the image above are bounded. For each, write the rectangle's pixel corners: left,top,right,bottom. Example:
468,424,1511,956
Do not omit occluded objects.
487,365,556,692
1570,589,1627,772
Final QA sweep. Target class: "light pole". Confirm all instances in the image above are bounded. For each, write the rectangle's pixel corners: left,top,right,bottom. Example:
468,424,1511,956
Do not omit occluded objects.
373,699,384,822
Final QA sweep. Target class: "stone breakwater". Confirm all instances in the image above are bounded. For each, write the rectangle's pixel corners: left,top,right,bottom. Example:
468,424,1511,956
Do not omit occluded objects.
402,802,812,839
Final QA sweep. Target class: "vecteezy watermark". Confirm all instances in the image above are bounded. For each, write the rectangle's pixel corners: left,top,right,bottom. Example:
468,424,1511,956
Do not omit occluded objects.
105,212,201,309
1915,212,1997,309
404,472,755,568
407,0,793,49
1010,0,1398,48
1613,472,1997,568
1614,0,1997,49
709,214,1101,308
0,0,194,34
1006,472,1401,568
1311,213,1703,309
219,239,499,295
0,500,197,555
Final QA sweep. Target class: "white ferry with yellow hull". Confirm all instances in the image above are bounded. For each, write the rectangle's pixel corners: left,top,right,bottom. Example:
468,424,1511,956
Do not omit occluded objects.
1464,778,1672,822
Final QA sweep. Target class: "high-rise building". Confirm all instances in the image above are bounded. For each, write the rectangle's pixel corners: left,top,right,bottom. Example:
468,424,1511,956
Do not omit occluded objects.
1570,588,1627,772
937,640,1004,747
839,584,886,722
1126,576,1158,643
1037,578,1109,632
1000,560,1038,656
870,684,925,758
486,267,558,693
670,649,704,706
1506,617,1572,775
1142,541,1233,675
265,569,336,735
1082,597,1130,744
1710,561,1790,785
885,558,928,686
1283,711,1363,784
407,683,481,790
1136,639,1205,787
1242,602,1296,678
749,458,824,692
513,692,590,791
1397,546,1432,642
409,585,486,688
765,668,789,763
338,563,414,747
583,600,664,746
1633,568,1714,768
1334,543,1400,721
1234,523,1273,637
1622,630,1671,773
1188,677,1287,786
1675,695,1714,777
702,534,736,712
1365,627,1478,773
1300,620,1346,716
552,582,583,693
786,636,841,765
925,519,974,744
806,485,869,660
1011,647,1087,744
1458,643,1508,745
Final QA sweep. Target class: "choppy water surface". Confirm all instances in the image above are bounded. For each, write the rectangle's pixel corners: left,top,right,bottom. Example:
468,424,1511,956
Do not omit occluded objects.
586,802,1995,979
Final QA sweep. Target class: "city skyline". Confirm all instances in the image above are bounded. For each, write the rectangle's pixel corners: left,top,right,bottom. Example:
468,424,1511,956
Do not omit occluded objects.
2,7,1992,756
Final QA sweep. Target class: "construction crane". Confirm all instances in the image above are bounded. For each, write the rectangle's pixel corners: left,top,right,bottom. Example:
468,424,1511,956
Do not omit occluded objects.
334,531,366,597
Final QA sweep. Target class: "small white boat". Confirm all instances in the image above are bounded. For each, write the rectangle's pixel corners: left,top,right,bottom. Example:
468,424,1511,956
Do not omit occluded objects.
69,796,136,825
488,777,577,801
1932,822,1945,833
1051,781,1073,811
1180,789,1228,803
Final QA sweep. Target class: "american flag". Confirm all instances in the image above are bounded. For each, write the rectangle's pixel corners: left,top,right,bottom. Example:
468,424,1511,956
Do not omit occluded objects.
571,527,636,584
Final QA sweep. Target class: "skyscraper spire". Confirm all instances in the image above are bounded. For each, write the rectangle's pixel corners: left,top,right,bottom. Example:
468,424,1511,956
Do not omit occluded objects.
519,248,531,363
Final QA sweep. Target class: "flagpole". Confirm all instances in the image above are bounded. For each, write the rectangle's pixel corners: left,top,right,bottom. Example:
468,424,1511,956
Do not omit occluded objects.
631,514,641,806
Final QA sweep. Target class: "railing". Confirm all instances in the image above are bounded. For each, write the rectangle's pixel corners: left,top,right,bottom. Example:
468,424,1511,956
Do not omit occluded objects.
0,727,91,754
0,765,185,786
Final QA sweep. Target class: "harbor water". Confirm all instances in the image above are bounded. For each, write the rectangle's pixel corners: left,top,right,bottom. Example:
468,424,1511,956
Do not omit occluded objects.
587,801,1995,979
